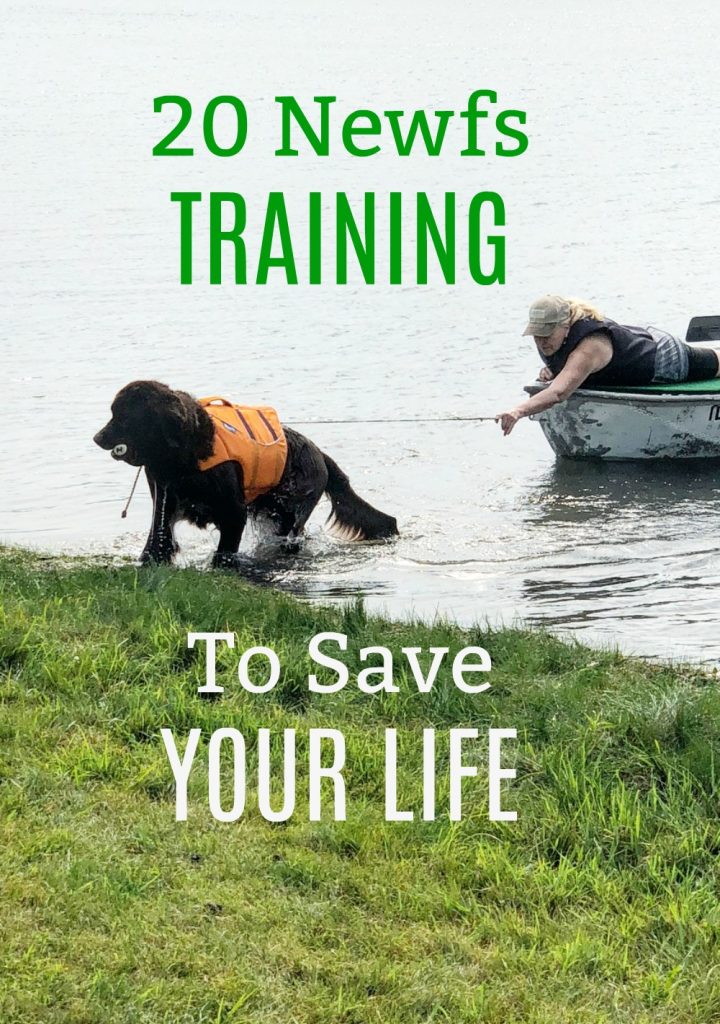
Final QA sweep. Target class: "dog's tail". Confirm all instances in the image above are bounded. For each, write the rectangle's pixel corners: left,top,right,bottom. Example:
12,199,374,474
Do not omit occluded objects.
322,452,398,541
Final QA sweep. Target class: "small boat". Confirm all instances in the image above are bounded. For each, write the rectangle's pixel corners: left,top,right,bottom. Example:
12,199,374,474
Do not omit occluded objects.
525,316,720,461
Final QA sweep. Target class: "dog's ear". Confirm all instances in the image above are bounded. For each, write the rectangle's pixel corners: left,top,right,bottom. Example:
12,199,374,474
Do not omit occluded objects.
158,403,187,449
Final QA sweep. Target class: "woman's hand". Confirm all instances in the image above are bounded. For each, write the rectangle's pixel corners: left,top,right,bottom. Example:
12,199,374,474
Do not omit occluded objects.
499,340,612,439
538,366,554,381
495,408,523,435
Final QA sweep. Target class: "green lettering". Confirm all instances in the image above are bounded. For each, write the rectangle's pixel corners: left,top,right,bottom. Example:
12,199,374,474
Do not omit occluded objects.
495,110,529,157
336,193,375,284
460,89,496,156
309,192,322,284
417,193,455,284
389,192,402,285
383,109,454,156
275,96,336,156
468,192,505,285
209,192,247,285
170,192,202,284
342,109,382,156
256,193,298,284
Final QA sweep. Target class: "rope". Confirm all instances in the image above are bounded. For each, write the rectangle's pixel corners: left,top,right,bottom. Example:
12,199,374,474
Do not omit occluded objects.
289,415,498,425
121,466,143,519
116,415,496,518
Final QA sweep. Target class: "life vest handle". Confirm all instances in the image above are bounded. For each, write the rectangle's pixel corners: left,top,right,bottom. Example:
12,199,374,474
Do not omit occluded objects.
200,397,234,407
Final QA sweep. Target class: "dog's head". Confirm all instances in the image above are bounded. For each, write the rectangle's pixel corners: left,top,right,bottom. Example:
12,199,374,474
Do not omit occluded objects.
94,380,214,473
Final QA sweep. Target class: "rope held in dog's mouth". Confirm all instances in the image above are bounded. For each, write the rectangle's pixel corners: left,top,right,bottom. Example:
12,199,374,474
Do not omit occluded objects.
121,467,143,519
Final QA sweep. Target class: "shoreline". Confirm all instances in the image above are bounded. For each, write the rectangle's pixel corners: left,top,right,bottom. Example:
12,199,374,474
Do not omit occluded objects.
2,545,719,1020
3,538,714,670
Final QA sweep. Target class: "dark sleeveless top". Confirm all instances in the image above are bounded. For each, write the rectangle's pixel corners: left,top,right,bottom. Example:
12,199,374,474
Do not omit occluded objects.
541,317,658,387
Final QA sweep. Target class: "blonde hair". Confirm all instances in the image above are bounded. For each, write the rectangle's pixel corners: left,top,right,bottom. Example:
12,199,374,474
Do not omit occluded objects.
564,297,604,325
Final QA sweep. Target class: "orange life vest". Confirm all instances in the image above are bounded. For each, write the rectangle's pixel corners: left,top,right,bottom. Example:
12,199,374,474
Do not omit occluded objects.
197,397,288,502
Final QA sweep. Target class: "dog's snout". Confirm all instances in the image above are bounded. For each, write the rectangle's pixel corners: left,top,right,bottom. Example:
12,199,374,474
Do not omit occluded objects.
94,422,115,449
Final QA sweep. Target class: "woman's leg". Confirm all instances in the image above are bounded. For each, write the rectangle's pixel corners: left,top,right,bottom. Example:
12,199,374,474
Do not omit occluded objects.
686,345,720,380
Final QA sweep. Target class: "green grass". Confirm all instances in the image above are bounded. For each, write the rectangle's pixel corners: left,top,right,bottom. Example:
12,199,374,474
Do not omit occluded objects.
1,546,720,1023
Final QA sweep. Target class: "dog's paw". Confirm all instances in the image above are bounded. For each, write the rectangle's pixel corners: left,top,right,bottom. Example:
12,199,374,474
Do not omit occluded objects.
212,551,241,570
139,548,175,567
280,537,302,555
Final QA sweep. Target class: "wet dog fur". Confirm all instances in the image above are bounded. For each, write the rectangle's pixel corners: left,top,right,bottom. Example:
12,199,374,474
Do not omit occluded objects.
94,380,398,566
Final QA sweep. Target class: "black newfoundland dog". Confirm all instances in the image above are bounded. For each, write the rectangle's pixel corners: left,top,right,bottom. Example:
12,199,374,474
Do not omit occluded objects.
94,380,398,565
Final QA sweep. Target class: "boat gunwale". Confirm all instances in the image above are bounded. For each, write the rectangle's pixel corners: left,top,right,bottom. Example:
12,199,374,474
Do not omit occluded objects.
524,384,720,405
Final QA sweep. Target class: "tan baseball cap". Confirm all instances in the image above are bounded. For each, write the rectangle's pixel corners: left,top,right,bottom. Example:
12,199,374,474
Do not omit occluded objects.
522,295,571,336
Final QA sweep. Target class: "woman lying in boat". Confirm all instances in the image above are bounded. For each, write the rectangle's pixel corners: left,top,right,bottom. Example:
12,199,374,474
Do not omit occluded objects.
496,295,720,435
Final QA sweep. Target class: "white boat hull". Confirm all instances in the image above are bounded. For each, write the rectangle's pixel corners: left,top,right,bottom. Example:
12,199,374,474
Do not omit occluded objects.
526,385,720,460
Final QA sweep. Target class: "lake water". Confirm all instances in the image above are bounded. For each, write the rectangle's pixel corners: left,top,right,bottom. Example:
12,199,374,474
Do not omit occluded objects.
3,0,720,662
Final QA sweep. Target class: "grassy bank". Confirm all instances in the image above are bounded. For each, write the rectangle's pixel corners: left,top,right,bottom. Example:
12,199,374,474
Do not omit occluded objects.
1,547,719,1023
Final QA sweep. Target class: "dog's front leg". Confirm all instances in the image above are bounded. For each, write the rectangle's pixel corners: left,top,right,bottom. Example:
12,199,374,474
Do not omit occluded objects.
211,507,248,569
140,477,179,565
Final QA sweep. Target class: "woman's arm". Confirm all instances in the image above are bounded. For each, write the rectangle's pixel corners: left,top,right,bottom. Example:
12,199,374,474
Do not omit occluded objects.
497,334,613,435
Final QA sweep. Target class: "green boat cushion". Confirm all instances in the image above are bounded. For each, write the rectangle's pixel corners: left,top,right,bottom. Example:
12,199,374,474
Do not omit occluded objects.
593,378,720,394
